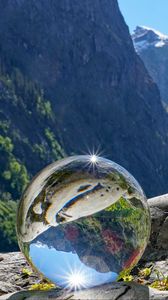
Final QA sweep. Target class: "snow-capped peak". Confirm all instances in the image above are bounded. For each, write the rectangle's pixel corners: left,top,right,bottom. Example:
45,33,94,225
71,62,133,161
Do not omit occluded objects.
132,26,168,52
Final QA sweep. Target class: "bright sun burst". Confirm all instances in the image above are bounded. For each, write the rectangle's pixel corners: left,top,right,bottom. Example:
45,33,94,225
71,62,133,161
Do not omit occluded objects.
85,153,100,171
90,154,98,164
82,146,105,168
65,269,87,290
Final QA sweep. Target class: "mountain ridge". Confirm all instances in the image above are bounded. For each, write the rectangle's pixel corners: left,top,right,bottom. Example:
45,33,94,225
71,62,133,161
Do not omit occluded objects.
132,26,168,104
132,26,168,52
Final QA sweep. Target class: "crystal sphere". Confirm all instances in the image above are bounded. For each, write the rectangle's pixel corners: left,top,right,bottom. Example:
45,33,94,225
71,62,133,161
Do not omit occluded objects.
17,155,150,289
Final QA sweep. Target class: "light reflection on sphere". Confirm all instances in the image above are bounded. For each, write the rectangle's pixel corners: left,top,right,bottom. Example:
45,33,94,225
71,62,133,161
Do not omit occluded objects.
17,155,151,289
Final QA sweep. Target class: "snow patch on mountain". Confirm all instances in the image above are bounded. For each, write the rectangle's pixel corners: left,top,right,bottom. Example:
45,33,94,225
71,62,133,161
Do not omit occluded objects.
132,26,168,52
155,40,165,48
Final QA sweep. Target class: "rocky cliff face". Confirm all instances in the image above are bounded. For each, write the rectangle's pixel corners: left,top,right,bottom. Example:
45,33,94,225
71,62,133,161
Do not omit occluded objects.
0,0,168,199
132,26,168,105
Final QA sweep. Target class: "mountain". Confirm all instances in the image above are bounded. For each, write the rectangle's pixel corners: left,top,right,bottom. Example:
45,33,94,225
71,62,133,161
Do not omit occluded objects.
1,0,168,249
132,26,168,51
0,57,65,251
0,64,65,197
132,26,168,104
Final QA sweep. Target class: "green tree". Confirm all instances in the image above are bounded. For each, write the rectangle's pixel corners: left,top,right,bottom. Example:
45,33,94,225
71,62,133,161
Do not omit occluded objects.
45,128,65,160
0,135,14,153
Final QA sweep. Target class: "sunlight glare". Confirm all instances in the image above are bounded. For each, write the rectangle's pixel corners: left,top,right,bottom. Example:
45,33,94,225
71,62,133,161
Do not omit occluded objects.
66,270,87,290
90,154,98,164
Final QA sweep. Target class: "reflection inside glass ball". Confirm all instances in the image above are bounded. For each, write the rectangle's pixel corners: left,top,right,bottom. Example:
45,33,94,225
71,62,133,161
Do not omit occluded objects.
17,155,151,290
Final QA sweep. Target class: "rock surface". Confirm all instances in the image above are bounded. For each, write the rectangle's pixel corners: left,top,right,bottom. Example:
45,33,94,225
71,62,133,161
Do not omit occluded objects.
0,195,168,299
142,194,168,262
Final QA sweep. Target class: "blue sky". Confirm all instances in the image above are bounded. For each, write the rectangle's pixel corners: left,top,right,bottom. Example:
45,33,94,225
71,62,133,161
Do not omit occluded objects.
30,243,118,287
118,0,168,35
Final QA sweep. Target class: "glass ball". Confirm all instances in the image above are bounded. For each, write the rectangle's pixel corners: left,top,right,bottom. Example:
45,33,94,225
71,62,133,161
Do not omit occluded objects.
17,155,150,290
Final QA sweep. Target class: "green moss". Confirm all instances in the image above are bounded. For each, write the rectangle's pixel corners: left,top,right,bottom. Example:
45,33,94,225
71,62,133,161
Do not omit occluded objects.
139,267,152,277
21,268,33,277
118,266,168,291
29,283,56,291
150,278,168,291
